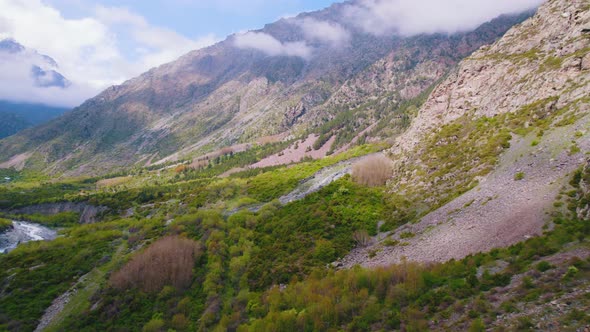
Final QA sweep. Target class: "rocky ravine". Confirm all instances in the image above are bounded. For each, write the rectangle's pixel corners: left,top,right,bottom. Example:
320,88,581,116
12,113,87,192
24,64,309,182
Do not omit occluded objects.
341,0,590,268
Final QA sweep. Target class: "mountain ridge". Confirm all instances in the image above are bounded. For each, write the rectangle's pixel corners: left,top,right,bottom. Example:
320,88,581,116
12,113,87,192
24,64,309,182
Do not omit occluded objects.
0,9,531,176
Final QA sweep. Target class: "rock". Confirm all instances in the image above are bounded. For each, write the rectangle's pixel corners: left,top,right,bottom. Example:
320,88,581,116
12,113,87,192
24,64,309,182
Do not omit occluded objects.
576,159,590,221
4,202,108,224
581,53,590,71
282,102,306,128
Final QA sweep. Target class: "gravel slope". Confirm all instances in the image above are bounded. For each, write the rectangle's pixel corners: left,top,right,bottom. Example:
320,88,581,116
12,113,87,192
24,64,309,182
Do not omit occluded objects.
340,117,590,268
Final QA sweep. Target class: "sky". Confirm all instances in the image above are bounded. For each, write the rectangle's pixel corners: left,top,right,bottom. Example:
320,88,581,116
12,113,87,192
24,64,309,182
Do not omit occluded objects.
0,0,544,107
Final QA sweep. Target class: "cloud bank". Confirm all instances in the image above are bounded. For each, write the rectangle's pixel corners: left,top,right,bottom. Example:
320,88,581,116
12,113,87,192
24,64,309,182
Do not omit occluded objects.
0,0,218,107
0,40,97,106
344,0,544,36
296,18,350,47
234,0,543,60
233,32,312,58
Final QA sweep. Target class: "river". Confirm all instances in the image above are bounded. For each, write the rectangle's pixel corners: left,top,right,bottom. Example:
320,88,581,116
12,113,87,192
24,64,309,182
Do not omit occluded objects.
0,221,58,254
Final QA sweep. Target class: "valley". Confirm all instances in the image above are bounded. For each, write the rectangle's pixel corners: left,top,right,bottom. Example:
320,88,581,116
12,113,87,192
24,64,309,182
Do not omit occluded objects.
0,0,589,331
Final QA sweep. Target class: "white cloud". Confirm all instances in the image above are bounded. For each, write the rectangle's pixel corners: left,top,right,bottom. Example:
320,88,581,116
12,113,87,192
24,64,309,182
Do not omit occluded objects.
0,0,218,107
296,18,350,47
233,31,312,59
93,5,218,71
344,0,544,36
0,49,95,107
169,0,299,15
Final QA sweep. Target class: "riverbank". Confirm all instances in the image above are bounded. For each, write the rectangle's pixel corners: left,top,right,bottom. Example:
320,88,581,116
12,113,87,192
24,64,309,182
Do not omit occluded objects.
0,218,12,232
0,221,57,253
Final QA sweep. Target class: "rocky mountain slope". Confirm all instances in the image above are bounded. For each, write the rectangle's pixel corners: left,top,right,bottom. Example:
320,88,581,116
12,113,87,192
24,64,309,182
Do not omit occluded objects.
0,5,530,176
341,0,590,267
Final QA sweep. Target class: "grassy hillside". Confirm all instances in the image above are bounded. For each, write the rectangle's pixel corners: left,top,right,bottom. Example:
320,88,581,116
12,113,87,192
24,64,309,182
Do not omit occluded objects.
0,142,587,331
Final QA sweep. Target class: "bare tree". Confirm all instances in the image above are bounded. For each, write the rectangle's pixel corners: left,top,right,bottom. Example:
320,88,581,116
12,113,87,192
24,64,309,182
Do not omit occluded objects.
353,230,373,247
352,154,393,187
111,236,201,293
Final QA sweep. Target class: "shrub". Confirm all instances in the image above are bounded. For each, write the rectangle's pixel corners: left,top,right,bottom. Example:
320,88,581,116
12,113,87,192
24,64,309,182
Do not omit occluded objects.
142,317,165,332
569,143,581,156
111,236,201,293
564,266,579,278
353,230,372,247
0,218,12,232
469,318,485,332
536,261,553,272
383,239,400,247
400,232,416,239
517,316,534,330
171,313,189,331
352,155,393,187
175,165,188,174
514,172,525,181
314,239,336,262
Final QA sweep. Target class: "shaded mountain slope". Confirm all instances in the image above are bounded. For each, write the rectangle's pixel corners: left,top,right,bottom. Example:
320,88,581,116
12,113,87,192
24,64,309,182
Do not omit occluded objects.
0,101,68,139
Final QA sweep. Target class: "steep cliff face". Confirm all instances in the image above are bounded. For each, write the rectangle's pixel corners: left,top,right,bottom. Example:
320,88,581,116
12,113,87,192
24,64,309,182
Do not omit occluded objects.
396,0,589,152
387,0,590,203
5,202,108,224
341,0,590,268
0,4,528,176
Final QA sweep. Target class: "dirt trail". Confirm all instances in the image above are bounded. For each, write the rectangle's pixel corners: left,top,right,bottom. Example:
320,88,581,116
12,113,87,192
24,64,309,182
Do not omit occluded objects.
340,118,590,268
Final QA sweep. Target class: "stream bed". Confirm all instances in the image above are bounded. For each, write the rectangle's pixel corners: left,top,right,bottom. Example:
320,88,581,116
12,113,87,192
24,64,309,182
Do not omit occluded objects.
0,221,58,254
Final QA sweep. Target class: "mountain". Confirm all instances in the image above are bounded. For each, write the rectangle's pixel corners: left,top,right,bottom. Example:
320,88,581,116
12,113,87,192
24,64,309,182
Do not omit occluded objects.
0,6,531,175
1,1,590,331
0,39,70,89
341,0,590,267
0,101,68,139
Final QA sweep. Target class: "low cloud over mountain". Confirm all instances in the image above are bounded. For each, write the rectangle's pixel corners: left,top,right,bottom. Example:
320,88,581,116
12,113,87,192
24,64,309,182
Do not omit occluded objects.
343,0,544,36
234,0,543,60
233,32,313,58
0,39,81,107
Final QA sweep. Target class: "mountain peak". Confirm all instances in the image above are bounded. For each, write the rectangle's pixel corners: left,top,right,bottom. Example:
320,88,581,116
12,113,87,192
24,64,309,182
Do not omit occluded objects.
0,38,25,54
0,37,70,104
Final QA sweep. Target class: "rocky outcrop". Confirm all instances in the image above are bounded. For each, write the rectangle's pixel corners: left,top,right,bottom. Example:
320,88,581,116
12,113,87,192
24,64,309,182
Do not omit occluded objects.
6,202,108,224
582,52,590,71
282,102,306,128
394,0,590,152
576,159,590,221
